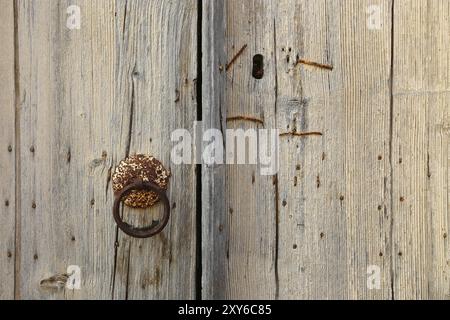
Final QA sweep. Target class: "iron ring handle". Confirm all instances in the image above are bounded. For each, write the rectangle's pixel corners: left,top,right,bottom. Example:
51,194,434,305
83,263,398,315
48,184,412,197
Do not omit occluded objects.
113,180,170,238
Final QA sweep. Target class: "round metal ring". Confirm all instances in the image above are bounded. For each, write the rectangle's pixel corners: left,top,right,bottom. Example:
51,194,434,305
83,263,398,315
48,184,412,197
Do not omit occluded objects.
113,180,170,238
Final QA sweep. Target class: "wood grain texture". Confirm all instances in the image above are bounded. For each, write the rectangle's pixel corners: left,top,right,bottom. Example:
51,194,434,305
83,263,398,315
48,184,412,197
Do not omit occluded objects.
224,0,277,299
16,0,117,299
0,0,16,300
203,0,395,299
112,0,197,300
3,0,450,300
391,0,450,299
201,0,228,299
202,0,279,300
15,0,197,299
275,0,393,300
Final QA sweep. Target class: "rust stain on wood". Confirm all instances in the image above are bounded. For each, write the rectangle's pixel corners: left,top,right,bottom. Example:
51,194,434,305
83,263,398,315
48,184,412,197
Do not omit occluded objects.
226,115,264,125
226,44,247,71
279,131,323,137
294,58,333,71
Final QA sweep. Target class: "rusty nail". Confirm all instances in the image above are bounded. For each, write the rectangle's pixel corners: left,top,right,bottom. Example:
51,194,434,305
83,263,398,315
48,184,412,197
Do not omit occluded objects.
226,115,264,125
294,58,333,71
280,131,323,137
226,44,248,71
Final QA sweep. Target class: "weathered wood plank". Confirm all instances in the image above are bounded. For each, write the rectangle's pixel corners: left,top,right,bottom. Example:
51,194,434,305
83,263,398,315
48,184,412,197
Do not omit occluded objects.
204,0,394,299
16,0,197,300
223,0,278,299
275,0,393,299
393,0,450,94
7,0,450,300
391,94,450,299
202,0,279,299
201,0,228,299
112,0,198,299
16,0,117,299
392,0,450,299
0,0,16,300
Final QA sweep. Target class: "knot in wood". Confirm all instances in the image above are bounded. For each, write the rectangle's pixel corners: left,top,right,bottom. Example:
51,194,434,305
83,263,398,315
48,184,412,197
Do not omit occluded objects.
112,154,170,208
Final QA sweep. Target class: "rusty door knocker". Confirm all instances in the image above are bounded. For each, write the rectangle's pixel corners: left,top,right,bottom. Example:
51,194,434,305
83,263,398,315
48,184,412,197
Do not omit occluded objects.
112,154,171,238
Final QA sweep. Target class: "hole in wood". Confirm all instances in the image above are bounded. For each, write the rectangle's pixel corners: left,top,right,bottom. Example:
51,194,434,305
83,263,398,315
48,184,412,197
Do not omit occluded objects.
252,54,264,79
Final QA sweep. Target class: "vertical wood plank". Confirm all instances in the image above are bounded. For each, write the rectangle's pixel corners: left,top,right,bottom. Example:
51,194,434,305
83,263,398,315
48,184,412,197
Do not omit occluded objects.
202,0,394,299
0,0,16,300
392,0,450,299
16,0,197,299
223,0,277,299
16,0,117,299
202,1,276,299
340,0,393,299
201,0,228,299
112,0,197,299
275,0,393,299
7,0,450,300
202,0,278,299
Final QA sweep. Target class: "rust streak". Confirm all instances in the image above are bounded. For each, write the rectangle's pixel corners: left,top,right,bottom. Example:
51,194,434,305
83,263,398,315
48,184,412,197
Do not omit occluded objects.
226,44,248,71
226,115,264,125
294,58,333,71
279,131,323,137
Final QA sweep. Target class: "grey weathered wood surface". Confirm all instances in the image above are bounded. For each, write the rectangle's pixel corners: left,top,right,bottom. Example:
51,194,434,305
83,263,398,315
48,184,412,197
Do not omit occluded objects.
201,0,228,299
391,0,450,299
112,0,197,300
202,0,449,300
0,0,449,300
224,0,278,299
275,0,393,299
0,0,16,300
8,0,197,299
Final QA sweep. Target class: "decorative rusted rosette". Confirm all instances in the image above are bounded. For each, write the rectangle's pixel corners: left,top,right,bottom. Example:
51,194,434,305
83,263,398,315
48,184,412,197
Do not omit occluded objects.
112,154,171,238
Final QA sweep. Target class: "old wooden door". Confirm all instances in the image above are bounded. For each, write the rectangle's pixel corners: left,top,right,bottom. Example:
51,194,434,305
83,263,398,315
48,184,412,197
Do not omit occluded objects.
1,0,449,300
